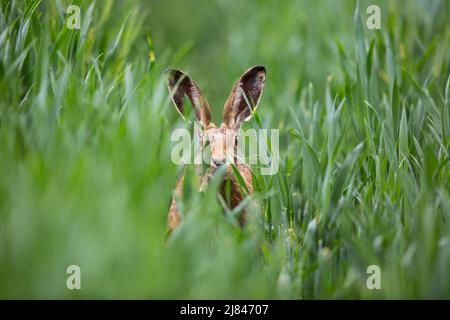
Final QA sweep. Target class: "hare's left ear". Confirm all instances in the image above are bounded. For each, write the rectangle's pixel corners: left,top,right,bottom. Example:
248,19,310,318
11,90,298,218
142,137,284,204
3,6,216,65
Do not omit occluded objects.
223,65,266,129
166,69,211,127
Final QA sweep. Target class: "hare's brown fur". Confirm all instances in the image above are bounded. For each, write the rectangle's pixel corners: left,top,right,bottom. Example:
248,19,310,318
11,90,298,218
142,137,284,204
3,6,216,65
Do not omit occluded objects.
166,66,266,231
168,164,254,230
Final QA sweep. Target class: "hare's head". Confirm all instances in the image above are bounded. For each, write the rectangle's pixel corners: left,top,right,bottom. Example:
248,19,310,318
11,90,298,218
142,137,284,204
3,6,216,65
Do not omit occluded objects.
167,66,266,169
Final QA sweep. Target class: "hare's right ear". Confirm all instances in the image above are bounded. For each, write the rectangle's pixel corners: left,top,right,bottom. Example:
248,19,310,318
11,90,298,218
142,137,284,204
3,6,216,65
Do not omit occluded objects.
166,69,211,127
223,65,266,130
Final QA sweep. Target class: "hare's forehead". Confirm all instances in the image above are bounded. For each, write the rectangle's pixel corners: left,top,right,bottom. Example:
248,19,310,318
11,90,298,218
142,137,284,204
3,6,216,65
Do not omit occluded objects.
205,128,223,139
205,127,235,139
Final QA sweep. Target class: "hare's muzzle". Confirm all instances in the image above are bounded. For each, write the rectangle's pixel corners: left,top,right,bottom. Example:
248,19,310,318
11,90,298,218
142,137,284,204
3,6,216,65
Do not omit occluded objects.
212,158,225,168
204,124,236,169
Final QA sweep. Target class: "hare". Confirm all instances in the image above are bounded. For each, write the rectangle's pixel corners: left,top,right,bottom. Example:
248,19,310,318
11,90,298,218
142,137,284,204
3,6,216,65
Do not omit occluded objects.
166,65,266,231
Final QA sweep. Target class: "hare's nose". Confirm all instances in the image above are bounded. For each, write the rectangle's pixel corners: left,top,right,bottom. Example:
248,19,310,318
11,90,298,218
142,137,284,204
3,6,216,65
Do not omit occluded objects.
212,159,224,167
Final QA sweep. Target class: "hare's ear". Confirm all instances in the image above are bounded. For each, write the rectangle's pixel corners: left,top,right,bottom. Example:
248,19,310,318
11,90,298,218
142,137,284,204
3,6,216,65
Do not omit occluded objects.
223,65,266,129
166,69,211,127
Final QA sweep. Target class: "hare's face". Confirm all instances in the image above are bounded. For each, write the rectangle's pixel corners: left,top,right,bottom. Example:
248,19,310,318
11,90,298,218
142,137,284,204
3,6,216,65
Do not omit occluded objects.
167,65,266,169
202,123,237,168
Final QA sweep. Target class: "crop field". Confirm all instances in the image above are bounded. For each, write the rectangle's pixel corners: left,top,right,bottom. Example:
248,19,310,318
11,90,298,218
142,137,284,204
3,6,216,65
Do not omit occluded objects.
0,0,449,298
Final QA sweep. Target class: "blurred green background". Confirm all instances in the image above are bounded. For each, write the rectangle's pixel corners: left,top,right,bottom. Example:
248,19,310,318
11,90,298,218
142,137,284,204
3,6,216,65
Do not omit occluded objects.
0,0,449,298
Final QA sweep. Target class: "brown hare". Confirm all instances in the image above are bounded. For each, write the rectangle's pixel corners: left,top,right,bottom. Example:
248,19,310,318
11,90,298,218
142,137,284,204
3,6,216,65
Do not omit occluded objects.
166,65,266,231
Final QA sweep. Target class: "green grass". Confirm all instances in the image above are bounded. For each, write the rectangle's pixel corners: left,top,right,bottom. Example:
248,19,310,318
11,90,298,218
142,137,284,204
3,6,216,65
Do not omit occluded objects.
0,0,449,298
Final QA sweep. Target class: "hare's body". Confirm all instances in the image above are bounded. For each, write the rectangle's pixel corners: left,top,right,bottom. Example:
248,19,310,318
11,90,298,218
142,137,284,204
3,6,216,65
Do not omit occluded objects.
168,163,254,230
166,66,266,232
